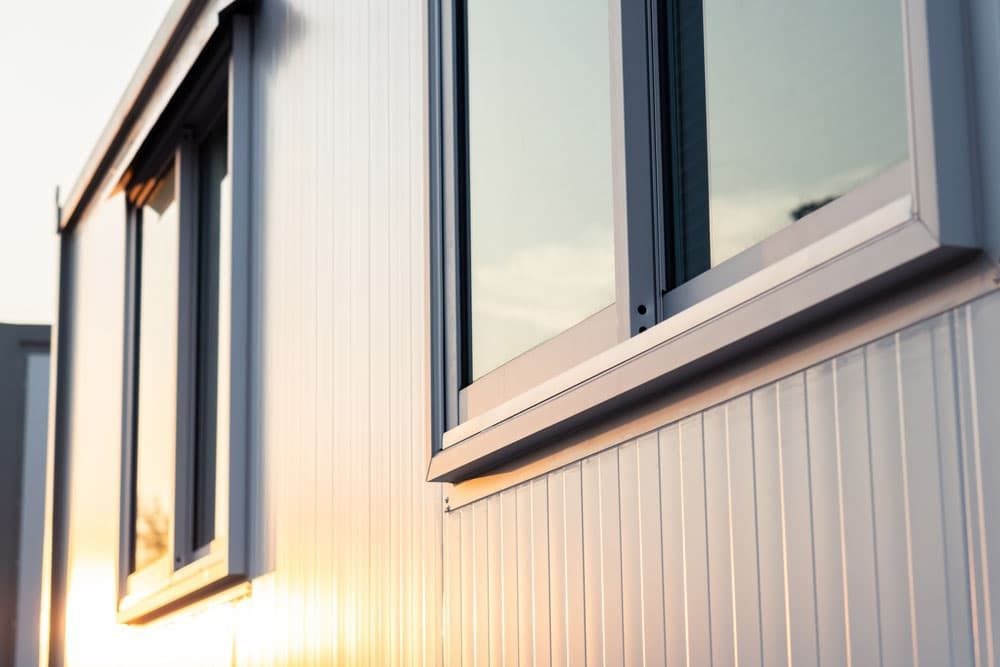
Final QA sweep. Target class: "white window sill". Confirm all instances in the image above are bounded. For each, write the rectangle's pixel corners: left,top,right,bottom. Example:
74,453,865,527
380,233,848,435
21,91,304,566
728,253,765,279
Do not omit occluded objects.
427,194,974,484
117,541,245,624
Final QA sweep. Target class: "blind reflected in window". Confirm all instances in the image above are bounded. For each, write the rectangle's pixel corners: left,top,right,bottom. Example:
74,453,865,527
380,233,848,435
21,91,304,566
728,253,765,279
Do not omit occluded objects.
133,165,178,573
668,0,909,281
465,0,617,380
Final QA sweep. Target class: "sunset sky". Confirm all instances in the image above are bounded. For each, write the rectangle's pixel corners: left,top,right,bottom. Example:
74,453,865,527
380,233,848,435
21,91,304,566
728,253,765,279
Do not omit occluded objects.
0,0,173,323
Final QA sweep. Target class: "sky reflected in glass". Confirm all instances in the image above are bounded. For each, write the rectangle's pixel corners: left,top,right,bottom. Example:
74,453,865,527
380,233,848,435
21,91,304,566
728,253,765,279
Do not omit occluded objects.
466,0,616,379
134,168,178,572
702,0,909,265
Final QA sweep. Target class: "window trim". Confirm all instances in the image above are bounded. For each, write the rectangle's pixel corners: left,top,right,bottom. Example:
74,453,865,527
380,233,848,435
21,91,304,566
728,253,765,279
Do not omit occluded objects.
116,14,252,624
427,0,979,484
438,0,660,422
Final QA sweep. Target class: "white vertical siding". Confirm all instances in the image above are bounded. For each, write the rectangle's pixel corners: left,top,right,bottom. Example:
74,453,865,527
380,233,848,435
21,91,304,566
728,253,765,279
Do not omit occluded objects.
49,0,1000,664
249,0,442,663
443,298,1000,666
55,0,441,665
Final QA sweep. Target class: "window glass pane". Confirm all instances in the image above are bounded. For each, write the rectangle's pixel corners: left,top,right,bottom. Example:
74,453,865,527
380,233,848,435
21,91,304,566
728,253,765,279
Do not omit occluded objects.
465,0,616,380
671,0,909,278
133,165,178,573
193,123,227,551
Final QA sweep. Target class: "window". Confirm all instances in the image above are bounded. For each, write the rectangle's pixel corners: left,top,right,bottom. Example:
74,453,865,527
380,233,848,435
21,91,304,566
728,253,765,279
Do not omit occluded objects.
130,123,227,581
663,0,908,280
118,16,251,623
132,162,180,581
429,0,979,483
463,0,618,381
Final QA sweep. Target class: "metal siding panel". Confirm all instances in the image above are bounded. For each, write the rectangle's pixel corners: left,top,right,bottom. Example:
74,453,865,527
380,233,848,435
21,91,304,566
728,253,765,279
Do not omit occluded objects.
929,314,975,667
500,490,519,667
680,416,711,667
488,496,503,667
458,506,477,667
315,0,336,650
386,0,404,656
619,435,665,665
777,374,819,667
704,405,736,667
581,456,604,667
55,194,129,667
445,513,463,667
516,484,533,667
897,323,954,665
968,295,1000,664
303,0,322,661
833,349,882,666
637,434,667,666
725,396,763,667
598,448,625,667
351,0,373,656
805,362,849,667
290,0,311,660
865,336,917,665
546,471,568,667
474,502,490,667
952,306,989,667
619,442,643,666
752,386,790,667
531,478,552,667
562,464,587,667
660,424,687,667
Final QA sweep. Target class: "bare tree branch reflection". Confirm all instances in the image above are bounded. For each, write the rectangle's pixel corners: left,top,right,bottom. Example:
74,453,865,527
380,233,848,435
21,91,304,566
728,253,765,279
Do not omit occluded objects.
134,498,169,570
790,195,840,221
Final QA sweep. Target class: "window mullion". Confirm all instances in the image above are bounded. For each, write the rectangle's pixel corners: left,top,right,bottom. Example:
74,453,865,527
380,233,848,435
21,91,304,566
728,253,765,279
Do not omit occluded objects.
616,0,662,336
173,137,199,570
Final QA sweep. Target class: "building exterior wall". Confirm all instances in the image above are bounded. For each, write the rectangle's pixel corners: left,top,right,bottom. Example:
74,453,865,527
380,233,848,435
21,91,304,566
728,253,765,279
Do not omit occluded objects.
46,0,1000,666
0,324,49,667
49,1,441,665
15,350,51,667
443,295,1000,666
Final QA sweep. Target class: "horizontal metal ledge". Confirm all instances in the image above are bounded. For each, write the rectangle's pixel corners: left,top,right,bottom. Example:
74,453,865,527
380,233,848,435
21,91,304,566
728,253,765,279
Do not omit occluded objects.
117,541,244,624
427,203,969,484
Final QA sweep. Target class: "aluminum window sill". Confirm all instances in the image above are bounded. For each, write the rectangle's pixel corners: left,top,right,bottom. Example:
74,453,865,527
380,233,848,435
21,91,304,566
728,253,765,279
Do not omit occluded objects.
427,195,969,484
117,540,245,624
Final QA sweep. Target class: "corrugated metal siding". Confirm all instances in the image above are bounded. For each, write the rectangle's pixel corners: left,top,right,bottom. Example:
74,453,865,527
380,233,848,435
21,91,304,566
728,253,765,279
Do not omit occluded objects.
51,0,1000,664
252,0,443,661
443,297,1000,666
55,0,441,665
249,0,441,662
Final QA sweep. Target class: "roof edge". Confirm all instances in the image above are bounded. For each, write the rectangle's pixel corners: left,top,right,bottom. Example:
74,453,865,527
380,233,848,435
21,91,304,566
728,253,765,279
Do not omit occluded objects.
57,0,209,232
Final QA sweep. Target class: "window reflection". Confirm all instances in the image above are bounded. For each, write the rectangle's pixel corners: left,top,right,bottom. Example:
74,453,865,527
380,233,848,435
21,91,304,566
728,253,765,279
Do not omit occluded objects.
673,0,909,274
133,166,178,572
465,0,617,380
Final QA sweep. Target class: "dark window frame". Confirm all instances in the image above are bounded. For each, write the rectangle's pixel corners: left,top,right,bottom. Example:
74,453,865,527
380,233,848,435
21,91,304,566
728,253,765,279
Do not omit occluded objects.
436,0,662,425
428,0,980,491
116,15,253,624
